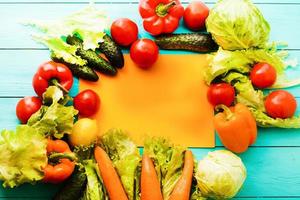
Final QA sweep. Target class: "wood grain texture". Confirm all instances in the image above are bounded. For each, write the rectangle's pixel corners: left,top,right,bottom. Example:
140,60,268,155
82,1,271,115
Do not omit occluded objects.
0,0,300,199
0,3,300,49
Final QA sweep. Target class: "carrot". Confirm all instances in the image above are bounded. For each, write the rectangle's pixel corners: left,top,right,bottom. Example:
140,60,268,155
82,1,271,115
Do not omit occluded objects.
169,150,194,200
141,154,163,200
94,146,128,200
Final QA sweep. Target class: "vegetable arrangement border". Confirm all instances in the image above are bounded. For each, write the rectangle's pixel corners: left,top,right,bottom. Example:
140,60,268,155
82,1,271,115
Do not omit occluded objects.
0,0,300,199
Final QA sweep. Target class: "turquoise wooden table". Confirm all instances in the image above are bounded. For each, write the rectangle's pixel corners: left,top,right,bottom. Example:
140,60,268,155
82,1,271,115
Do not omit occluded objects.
0,0,300,199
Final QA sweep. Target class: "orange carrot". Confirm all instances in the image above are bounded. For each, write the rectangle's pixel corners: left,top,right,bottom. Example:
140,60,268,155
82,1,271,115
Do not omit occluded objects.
141,154,163,200
94,146,128,200
169,150,194,200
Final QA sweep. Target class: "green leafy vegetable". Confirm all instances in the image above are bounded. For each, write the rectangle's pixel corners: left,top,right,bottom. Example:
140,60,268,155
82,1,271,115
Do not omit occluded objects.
204,46,294,84
28,86,78,138
195,150,247,199
206,0,270,50
25,4,108,66
80,160,108,200
222,72,265,111
0,125,47,188
101,129,141,200
144,137,185,199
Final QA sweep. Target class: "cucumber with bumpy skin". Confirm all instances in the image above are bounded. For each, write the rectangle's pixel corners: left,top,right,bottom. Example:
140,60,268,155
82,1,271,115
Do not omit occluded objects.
51,54,99,82
154,33,218,53
98,35,124,68
66,36,117,76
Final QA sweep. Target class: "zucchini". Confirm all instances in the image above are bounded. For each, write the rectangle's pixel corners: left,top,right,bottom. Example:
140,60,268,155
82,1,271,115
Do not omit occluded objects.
154,33,218,53
51,54,99,82
66,36,117,76
98,35,124,68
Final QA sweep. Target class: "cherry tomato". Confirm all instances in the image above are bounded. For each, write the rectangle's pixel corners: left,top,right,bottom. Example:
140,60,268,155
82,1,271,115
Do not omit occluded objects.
207,83,235,107
74,89,100,117
183,1,209,31
16,96,42,124
250,62,277,88
265,90,297,119
130,39,159,69
111,18,138,46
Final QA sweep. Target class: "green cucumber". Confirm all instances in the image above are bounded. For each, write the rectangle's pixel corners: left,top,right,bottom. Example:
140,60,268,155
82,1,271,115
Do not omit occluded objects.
66,36,117,76
98,35,124,68
51,54,99,82
154,33,218,53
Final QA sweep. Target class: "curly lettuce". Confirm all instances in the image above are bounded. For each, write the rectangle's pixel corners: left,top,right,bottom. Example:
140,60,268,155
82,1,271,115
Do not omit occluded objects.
101,129,141,200
24,4,108,66
144,137,185,199
0,125,47,188
27,86,78,138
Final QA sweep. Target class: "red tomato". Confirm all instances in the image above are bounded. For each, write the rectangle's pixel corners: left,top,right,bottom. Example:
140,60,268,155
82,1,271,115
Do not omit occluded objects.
265,90,297,119
111,18,138,46
130,39,159,69
207,83,235,107
183,1,209,31
16,96,42,124
250,62,277,88
74,89,100,117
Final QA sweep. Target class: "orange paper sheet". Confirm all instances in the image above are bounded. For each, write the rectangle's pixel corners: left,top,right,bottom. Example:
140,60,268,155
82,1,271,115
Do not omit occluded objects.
80,54,214,147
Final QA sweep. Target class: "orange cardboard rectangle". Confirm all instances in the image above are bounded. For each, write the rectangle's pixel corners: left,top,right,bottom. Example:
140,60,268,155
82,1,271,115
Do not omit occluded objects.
80,54,215,147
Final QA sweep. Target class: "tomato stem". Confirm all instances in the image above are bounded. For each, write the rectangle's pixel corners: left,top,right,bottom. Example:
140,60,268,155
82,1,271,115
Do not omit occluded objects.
215,104,235,121
50,79,69,94
156,1,176,17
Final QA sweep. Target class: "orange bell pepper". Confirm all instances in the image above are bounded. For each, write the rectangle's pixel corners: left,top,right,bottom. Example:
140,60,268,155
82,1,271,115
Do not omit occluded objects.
213,103,257,153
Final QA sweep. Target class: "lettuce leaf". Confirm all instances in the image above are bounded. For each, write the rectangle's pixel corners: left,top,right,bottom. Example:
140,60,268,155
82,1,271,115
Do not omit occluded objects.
25,4,108,66
222,72,300,128
80,160,108,200
101,129,141,200
0,125,47,188
144,137,185,199
28,86,78,138
204,47,294,84
249,108,300,128
222,72,265,111
206,0,270,50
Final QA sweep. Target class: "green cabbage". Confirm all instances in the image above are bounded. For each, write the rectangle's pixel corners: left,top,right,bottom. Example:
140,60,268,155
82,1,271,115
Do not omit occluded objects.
0,125,47,188
101,129,141,200
195,150,246,199
25,4,108,66
206,0,270,50
144,137,185,199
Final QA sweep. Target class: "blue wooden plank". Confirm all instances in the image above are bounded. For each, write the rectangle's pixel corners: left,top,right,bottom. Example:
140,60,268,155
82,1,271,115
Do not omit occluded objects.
0,147,300,198
0,4,300,49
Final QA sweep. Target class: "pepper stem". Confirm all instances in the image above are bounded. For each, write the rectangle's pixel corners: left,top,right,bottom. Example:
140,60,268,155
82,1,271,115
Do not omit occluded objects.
156,1,176,17
48,152,77,163
215,104,235,121
50,79,69,94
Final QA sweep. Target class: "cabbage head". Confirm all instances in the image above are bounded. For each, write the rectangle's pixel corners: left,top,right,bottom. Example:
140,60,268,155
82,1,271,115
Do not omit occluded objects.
206,0,270,50
195,150,246,199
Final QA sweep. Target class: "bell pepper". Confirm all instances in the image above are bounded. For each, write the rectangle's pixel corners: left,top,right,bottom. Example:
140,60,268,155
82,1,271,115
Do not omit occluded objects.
213,103,257,153
43,139,75,184
33,61,73,97
139,0,184,36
